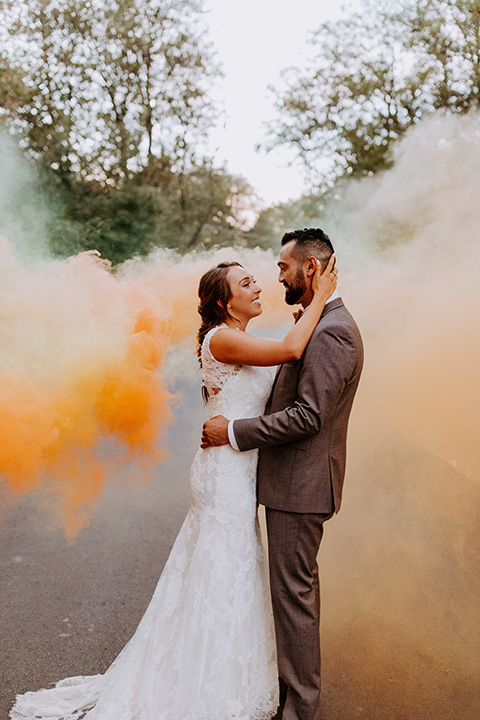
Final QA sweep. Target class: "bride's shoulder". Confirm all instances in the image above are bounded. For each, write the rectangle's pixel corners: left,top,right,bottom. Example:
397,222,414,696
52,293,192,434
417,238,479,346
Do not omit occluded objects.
202,324,228,359
204,323,228,343
207,324,242,351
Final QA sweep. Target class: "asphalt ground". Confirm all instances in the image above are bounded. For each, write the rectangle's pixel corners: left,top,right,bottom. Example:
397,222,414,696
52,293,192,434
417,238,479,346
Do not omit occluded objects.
2,377,479,719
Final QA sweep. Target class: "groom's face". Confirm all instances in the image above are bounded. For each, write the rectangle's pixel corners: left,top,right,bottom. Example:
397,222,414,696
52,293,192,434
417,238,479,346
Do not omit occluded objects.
277,240,307,306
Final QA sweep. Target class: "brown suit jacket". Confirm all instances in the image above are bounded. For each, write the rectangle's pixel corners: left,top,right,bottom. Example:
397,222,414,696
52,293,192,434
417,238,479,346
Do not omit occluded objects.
233,298,363,514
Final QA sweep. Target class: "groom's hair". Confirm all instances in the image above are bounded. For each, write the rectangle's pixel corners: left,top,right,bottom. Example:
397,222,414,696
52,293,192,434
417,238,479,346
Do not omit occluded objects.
281,228,334,270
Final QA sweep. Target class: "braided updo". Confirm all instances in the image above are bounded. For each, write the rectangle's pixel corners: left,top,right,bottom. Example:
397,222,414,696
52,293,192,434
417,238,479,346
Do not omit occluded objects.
196,261,242,365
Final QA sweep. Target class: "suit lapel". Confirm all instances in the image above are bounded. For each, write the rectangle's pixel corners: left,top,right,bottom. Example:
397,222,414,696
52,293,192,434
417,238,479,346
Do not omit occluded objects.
269,363,283,401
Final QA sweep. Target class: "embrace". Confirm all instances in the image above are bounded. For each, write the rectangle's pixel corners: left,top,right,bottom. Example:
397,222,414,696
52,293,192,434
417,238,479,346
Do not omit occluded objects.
11,228,364,720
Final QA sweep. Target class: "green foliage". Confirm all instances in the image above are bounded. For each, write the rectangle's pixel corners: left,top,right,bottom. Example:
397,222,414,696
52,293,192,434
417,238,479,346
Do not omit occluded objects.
0,0,259,263
247,194,331,249
0,0,220,184
4,0,477,259
43,159,255,264
264,0,480,190
405,0,480,111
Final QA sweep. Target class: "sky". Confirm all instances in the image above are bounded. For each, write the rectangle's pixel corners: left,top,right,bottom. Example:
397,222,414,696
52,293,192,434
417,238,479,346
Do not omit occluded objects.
203,0,358,206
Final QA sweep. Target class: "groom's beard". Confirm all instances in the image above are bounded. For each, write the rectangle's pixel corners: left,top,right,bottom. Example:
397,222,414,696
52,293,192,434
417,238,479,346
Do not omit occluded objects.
284,268,307,306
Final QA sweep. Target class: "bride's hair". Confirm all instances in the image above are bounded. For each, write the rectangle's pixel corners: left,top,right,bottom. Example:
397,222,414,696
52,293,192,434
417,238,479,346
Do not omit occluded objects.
197,261,242,365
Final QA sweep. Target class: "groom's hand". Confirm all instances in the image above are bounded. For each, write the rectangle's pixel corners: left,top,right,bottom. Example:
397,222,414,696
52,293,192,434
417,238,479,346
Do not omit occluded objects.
201,415,229,448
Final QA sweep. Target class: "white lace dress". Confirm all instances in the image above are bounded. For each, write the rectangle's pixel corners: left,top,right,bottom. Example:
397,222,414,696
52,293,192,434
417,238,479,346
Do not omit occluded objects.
10,325,278,720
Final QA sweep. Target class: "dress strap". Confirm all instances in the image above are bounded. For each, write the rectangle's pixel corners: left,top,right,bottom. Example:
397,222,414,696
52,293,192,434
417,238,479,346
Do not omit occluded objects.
207,323,227,337
203,324,227,352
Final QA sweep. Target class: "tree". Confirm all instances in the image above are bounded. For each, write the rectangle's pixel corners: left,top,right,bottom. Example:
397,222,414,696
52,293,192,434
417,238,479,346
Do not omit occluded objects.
0,0,220,185
44,161,256,264
247,194,331,250
0,0,259,263
264,0,480,189
405,0,480,111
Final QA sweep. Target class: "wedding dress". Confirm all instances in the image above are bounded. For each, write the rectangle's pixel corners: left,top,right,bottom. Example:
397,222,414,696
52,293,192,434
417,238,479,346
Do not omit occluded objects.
10,325,278,720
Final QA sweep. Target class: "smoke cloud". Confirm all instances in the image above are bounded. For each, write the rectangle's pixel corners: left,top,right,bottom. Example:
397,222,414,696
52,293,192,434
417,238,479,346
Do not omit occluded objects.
313,111,480,712
1,112,479,714
1,111,479,530
0,231,289,537
332,110,480,483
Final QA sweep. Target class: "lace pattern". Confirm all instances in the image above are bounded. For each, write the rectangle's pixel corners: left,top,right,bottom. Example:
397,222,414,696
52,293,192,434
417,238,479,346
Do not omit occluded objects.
10,325,278,720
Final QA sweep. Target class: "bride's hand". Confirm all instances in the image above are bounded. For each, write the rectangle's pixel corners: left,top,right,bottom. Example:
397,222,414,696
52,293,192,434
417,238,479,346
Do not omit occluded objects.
312,254,337,301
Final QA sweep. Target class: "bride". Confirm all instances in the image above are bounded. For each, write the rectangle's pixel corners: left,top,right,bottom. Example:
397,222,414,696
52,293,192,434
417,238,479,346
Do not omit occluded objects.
10,256,337,720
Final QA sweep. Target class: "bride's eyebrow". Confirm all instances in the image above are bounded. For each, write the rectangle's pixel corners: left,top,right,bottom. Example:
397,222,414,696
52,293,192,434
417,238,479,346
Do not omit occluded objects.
239,275,252,284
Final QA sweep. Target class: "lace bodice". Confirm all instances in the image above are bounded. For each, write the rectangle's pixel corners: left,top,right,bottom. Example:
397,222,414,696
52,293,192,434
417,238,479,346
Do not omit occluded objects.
201,325,273,419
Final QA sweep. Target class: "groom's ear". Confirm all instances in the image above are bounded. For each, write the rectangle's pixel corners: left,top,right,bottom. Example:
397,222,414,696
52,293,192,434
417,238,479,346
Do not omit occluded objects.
305,256,317,277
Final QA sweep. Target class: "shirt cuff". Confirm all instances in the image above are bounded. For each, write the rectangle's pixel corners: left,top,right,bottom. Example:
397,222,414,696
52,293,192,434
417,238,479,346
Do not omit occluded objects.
228,421,240,451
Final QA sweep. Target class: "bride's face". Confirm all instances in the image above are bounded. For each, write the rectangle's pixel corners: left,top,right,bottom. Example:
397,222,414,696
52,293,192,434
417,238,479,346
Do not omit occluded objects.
226,266,262,323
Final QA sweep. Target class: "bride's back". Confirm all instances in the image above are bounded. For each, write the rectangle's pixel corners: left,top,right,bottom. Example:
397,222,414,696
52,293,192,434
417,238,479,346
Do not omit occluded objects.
201,325,273,420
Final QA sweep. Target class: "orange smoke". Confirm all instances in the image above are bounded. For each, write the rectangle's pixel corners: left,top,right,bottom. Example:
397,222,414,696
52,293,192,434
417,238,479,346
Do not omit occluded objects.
120,245,292,344
314,112,480,701
0,244,175,538
0,241,289,538
2,112,479,715
337,112,480,486
3,111,479,554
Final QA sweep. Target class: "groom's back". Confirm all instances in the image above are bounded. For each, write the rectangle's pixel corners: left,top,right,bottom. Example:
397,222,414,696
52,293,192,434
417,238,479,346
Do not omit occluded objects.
257,299,363,514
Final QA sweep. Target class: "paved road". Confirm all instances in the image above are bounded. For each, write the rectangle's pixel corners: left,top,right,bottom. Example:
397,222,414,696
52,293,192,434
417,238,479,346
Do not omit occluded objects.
2,378,479,719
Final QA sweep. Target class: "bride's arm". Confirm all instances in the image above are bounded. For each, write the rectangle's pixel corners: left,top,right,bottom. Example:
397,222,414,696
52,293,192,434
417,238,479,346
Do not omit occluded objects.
210,255,337,367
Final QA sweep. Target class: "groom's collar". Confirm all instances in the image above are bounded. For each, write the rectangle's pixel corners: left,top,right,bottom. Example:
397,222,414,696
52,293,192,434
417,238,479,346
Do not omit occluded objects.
303,295,344,321
302,289,339,312
322,295,344,315
326,289,339,304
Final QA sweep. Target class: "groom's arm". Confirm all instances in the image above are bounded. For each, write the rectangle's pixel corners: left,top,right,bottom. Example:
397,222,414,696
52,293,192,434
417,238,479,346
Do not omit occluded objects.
233,323,357,451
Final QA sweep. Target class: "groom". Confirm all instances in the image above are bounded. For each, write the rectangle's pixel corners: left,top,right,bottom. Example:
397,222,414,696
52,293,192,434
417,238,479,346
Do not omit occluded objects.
201,228,363,720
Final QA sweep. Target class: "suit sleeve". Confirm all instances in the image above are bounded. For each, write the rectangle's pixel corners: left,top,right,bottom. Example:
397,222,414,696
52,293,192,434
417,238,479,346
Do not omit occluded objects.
233,323,357,451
